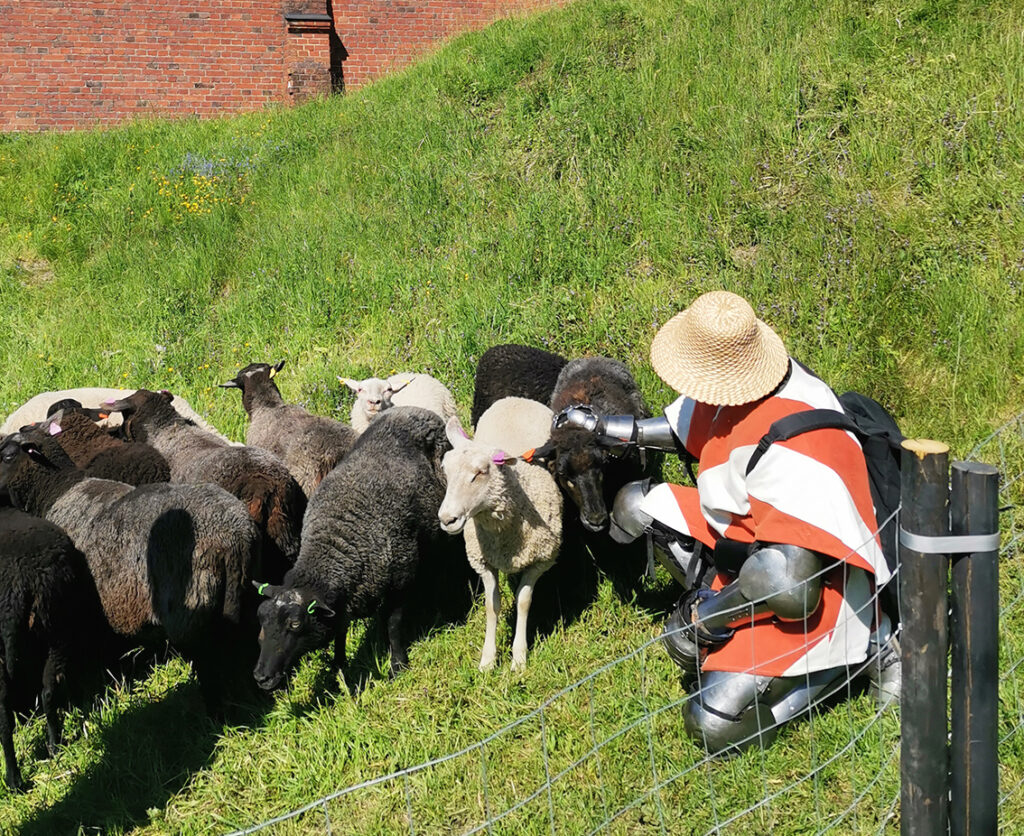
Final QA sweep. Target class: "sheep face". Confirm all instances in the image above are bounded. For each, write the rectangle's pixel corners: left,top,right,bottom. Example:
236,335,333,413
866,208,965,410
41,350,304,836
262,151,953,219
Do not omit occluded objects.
0,430,75,508
253,583,335,690
548,432,613,532
340,377,394,423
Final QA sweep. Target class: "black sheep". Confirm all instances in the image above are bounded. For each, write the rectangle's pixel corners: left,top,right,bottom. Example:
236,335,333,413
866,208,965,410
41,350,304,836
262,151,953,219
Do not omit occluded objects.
470,344,568,428
0,427,263,712
0,502,97,793
252,407,457,690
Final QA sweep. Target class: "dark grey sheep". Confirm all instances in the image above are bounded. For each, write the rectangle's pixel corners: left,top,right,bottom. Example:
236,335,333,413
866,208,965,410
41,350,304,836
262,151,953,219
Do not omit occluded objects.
220,361,357,497
104,388,306,581
0,502,98,792
252,407,455,690
0,427,263,711
42,404,171,486
470,344,568,428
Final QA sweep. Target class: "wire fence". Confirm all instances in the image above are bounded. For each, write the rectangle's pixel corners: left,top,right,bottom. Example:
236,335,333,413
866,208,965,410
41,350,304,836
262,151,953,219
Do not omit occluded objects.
226,415,1024,835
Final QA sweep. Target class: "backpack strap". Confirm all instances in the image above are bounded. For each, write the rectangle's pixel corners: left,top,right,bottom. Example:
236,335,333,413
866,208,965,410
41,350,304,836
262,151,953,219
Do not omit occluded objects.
745,409,859,476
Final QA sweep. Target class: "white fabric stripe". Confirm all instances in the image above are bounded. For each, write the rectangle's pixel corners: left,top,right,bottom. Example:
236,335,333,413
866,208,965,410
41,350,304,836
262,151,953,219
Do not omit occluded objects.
639,482,693,536
747,444,890,583
778,362,843,410
664,395,696,448
695,446,757,537
780,566,872,675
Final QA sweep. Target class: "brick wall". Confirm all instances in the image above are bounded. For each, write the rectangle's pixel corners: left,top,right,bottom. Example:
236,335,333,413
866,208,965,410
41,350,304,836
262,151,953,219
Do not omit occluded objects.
0,0,561,132
334,0,561,88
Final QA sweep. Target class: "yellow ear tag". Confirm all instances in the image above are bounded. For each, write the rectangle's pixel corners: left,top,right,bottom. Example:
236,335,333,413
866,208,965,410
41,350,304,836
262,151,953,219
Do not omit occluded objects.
268,367,277,379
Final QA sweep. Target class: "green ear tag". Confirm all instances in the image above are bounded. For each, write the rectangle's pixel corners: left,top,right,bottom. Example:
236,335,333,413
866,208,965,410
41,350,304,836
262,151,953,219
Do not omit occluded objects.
307,600,317,614
258,583,268,596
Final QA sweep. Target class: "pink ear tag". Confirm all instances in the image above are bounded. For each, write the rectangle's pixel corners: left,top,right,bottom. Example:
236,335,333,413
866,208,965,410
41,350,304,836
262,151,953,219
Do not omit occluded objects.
492,451,510,466
48,422,62,436
103,398,117,406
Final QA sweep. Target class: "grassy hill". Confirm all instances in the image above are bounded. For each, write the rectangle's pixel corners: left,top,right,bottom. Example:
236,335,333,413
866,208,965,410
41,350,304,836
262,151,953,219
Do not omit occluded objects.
1,0,1022,832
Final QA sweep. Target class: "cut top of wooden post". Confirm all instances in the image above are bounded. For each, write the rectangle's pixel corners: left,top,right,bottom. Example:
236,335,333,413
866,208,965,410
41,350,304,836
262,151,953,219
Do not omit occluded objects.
902,438,950,458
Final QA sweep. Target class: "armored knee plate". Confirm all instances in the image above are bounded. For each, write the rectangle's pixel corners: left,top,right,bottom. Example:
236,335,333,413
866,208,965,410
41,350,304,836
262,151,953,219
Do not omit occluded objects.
737,543,825,621
684,667,849,756
609,479,654,544
684,671,779,755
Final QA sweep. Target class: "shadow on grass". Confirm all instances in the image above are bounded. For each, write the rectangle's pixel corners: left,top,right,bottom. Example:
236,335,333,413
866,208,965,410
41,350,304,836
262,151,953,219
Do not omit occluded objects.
17,664,272,835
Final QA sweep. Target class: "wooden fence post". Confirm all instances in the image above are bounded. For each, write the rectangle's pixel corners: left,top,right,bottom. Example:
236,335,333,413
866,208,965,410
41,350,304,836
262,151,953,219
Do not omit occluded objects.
899,439,950,836
950,461,1000,836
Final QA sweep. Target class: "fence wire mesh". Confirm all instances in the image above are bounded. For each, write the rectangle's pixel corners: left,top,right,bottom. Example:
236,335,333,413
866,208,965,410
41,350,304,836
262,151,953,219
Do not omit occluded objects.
226,416,1024,835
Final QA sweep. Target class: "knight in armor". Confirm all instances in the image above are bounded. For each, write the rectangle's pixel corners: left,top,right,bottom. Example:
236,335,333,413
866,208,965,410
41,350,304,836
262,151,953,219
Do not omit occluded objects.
556,290,900,755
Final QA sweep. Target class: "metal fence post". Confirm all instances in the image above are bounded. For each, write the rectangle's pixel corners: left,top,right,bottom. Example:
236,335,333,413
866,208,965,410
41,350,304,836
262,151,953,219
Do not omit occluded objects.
950,461,1000,836
899,440,950,836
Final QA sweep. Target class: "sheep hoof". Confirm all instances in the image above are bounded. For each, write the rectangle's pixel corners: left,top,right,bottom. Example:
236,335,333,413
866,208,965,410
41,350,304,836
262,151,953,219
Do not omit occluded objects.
511,656,527,672
478,656,496,672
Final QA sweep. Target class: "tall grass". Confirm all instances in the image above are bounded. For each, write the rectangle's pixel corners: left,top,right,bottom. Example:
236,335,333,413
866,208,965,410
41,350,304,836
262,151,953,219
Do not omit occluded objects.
1,0,1022,832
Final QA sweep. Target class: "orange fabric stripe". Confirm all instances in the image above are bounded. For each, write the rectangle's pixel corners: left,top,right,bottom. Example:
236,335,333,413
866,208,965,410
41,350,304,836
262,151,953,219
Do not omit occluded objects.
701,565,850,676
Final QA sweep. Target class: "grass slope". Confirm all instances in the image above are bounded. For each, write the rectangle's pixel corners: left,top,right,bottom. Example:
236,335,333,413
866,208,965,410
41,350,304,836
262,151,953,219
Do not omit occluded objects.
0,0,1022,832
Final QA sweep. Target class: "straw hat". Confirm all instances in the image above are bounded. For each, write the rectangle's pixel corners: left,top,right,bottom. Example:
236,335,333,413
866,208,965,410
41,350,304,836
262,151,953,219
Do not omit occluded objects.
649,291,789,405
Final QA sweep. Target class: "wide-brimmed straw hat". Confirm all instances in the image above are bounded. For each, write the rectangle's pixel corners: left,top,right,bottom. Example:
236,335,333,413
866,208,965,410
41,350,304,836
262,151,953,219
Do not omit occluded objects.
649,290,789,405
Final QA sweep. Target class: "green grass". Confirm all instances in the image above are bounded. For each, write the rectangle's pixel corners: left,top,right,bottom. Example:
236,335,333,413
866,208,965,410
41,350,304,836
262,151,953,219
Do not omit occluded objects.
1,0,1023,832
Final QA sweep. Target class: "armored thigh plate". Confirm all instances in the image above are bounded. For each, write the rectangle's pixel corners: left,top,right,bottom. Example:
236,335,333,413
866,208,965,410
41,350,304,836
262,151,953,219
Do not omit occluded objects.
737,543,825,621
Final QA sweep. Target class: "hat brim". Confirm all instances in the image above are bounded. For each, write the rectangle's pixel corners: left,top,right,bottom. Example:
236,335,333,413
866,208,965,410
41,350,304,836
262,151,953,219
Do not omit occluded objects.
650,310,789,406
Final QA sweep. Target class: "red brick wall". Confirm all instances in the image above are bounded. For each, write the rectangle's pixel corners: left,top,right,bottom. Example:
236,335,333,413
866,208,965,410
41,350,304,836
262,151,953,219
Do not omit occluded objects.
0,0,561,132
335,0,562,88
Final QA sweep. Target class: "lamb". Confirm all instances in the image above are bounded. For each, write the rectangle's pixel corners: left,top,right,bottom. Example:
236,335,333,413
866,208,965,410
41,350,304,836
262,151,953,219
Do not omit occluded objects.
0,427,263,711
438,397,563,671
1,387,234,443
252,407,455,690
341,372,458,433
0,502,98,792
41,404,171,486
221,360,357,497
103,389,306,580
470,344,568,428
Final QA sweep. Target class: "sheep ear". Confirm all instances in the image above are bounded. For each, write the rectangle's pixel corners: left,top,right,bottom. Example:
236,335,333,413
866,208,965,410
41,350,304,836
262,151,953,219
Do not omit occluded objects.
389,375,413,394
273,359,286,373
159,389,174,403
102,396,133,413
253,581,282,598
219,379,241,389
339,377,360,393
307,599,336,619
20,441,51,466
445,415,470,448
523,441,557,465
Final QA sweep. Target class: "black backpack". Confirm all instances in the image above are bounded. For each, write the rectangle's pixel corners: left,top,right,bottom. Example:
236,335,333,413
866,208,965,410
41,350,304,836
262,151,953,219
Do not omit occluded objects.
744,391,905,576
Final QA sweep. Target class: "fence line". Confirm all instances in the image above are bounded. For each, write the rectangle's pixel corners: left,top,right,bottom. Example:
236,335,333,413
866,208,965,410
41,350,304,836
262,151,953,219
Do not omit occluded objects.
225,414,1024,835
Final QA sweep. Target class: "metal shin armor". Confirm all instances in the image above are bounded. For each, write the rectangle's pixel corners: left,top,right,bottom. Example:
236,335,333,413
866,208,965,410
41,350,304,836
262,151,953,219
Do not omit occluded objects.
684,667,850,755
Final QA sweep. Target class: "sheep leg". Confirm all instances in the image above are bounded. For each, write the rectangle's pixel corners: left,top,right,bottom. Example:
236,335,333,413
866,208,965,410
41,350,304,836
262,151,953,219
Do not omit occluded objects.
385,606,408,677
0,670,24,793
511,564,550,672
332,616,350,674
479,566,501,672
41,648,66,756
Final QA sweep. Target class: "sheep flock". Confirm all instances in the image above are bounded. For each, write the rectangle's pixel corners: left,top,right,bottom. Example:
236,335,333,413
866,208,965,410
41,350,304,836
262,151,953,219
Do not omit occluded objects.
0,346,657,793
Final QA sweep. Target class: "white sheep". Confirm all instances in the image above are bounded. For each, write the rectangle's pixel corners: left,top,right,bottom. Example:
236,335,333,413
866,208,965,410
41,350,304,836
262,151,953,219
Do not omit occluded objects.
438,397,563,671
341,372,458,433
1,387,233,443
